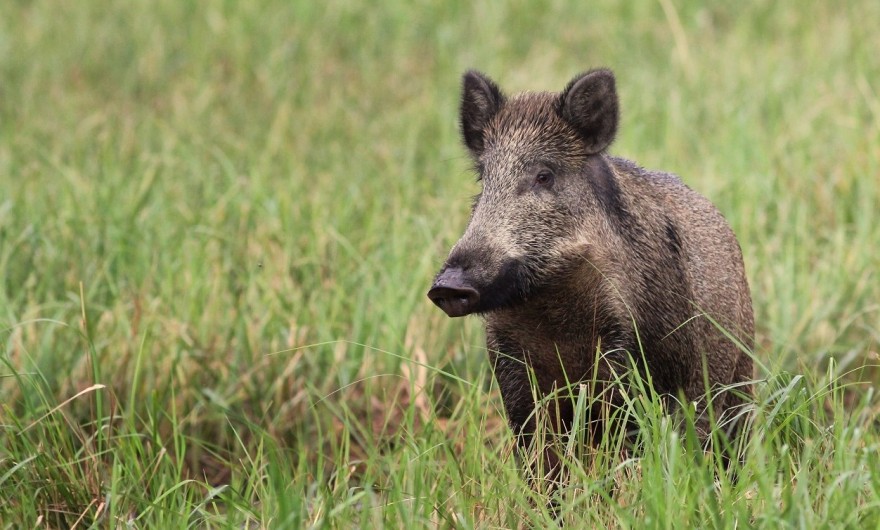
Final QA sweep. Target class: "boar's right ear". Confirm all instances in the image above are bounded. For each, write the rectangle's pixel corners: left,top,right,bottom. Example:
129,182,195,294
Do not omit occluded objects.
559,69,619,154
460,70,505,157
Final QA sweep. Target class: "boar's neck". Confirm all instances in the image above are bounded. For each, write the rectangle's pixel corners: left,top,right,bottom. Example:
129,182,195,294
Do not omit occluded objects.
483,256,628,385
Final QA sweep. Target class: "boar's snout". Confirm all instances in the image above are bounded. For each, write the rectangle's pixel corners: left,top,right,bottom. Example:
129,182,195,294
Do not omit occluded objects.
428,267,480,317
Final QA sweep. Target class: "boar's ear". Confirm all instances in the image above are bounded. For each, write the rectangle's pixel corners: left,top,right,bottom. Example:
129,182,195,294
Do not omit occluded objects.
460,70,505,157
559,69,619,154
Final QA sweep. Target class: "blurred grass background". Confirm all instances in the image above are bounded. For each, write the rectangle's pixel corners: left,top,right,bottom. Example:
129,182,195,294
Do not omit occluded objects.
1,0,878,527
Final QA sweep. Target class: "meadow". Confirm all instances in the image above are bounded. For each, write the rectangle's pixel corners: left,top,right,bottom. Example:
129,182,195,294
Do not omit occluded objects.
1,1,879,527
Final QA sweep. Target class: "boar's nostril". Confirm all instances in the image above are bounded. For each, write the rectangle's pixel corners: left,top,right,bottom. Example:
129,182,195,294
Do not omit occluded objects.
427,286,480,317
427,267,480,317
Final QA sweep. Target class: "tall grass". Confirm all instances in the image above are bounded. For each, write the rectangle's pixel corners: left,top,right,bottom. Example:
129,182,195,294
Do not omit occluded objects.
1,0,878,527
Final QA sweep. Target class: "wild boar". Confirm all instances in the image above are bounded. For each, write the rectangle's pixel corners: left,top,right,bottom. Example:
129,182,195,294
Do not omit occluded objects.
428,68,754,474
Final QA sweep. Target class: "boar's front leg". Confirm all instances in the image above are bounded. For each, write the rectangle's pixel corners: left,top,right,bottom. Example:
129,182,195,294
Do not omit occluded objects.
486,331,571,489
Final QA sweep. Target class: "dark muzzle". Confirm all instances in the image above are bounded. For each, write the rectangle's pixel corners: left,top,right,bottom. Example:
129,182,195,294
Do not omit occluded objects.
427,267,480,317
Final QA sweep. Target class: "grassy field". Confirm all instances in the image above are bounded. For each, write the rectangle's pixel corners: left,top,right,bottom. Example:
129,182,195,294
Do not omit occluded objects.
1,0,879,527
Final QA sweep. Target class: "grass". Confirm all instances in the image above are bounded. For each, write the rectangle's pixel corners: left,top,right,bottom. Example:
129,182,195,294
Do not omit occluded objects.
1,0,878,527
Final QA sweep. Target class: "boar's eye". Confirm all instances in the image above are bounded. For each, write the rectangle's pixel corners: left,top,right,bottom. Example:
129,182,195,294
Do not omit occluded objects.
533,170,555,188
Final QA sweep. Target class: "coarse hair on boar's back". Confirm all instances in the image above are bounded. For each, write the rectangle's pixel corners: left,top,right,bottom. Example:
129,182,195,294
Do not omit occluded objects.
428,68,754,472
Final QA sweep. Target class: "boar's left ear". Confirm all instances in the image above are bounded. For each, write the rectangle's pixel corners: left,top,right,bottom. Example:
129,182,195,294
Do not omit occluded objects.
559,69,619,154
460,70,505,157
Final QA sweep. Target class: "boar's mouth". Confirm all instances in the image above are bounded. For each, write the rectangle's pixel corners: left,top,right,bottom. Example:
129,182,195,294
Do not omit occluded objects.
428,259,532,317
427,267,480,317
